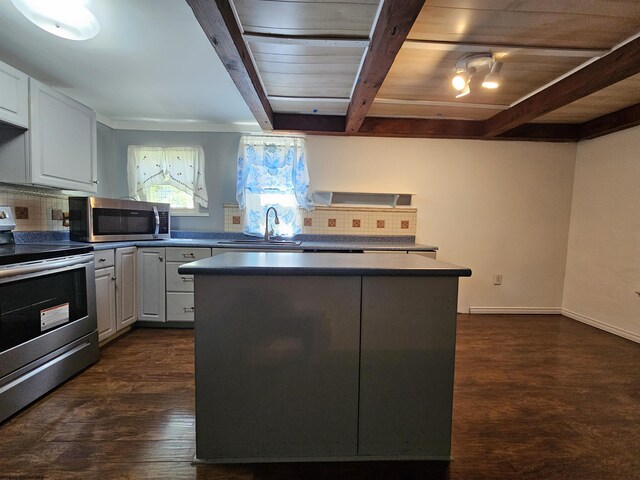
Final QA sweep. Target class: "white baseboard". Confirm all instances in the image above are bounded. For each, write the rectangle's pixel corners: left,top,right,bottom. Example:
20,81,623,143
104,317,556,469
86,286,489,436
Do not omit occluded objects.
468,307,562,315
561,308,640,344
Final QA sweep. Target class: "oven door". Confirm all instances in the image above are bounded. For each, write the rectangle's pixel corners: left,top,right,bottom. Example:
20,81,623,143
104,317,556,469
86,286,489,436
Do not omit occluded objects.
0,253,97,379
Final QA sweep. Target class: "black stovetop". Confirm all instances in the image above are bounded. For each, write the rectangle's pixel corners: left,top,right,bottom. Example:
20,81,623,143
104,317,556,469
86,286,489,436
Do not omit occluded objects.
0,239,93,267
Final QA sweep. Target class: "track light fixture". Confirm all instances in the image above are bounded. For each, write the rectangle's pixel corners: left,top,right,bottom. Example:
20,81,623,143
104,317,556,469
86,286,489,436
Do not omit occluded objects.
451,53,503,97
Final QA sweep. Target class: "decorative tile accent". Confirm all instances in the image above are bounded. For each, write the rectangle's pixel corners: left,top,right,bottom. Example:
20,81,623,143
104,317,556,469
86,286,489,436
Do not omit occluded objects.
232,216,241,225
224,204,417,237
0,184,69,231
376,220,385,229
15,206,29,219
352,219,361,228
401,220,409,229
328,218,336,227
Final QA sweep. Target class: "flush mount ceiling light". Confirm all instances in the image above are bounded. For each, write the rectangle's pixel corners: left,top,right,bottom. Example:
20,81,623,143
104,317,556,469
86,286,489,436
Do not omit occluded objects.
11,0,100,41
451,53,503,97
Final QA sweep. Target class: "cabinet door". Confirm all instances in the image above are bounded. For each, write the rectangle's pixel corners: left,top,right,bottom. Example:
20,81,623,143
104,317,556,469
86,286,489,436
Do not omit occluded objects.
195,275,361,460
95,267,116,342
137,248,166,322
359,276,458,458
29,79,97,191
0,60,28,127
116,247,137,330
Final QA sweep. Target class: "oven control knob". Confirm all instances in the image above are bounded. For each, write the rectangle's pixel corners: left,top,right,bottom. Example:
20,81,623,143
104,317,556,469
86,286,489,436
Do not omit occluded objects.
0,211,7,219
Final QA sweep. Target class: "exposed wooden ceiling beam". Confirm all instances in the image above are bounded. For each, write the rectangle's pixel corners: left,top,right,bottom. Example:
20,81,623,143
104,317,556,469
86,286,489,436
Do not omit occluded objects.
271,114,579,142
481,36,640,137
186,0,273,130
578,102,640,140
496,123,578,142
273,114,345,134
345,0,426,135
357,117,577,141
357,117,484,139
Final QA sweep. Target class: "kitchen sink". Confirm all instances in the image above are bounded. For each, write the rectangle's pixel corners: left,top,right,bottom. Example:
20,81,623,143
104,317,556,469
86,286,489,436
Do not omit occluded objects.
217,239,302,246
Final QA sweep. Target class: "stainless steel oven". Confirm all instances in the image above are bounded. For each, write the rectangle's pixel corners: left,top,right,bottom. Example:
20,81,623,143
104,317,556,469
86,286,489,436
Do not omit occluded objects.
0,214,99,422
69,196,170,242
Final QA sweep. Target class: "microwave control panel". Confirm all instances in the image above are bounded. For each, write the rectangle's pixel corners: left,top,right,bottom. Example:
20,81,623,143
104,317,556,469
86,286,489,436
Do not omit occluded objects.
159,211,170,234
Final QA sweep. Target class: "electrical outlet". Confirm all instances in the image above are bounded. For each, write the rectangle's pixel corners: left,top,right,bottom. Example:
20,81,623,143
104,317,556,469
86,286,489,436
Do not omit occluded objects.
493,274,503,285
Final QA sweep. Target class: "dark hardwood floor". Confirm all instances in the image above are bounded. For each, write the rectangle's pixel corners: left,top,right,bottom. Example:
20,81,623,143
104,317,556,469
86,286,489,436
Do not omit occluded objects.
1,314,639,479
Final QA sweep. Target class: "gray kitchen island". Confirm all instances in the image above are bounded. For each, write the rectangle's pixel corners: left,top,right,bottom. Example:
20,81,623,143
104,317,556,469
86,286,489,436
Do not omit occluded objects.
179,252,471,464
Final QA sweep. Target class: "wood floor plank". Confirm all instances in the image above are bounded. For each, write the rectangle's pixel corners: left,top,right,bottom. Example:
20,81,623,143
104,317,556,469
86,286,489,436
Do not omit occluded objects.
1,316,639,479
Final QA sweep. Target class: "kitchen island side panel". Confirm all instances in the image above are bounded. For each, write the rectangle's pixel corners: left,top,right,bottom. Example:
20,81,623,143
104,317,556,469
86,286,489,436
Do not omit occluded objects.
194,275,361,461
359,276,458,458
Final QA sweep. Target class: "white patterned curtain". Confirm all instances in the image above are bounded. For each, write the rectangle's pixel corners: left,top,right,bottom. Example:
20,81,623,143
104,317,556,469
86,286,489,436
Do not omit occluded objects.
127,146,208,208
237,136,314,236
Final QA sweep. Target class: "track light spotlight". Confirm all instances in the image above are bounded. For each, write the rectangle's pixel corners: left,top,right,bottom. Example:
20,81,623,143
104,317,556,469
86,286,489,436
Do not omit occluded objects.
451,69,470,91
482,62,503,89
452,53,502,97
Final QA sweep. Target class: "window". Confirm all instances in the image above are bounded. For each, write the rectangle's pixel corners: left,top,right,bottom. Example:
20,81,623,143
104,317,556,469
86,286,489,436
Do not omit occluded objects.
127,146,208,215
237,136,314,237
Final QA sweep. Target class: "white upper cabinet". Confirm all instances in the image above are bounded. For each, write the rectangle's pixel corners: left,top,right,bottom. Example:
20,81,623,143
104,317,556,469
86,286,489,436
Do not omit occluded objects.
29,79,97,192
0,60,28,128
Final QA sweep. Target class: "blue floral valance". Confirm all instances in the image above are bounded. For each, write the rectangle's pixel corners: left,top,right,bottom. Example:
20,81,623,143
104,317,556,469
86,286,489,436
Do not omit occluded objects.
236,136,314,210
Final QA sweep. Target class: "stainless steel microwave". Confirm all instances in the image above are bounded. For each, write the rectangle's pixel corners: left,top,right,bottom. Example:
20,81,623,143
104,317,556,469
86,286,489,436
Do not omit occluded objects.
69,197,170,242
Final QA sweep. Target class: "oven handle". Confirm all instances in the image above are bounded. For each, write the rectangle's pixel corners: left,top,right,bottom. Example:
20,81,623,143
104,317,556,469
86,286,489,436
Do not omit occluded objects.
152,206,160,236
0,253,94,280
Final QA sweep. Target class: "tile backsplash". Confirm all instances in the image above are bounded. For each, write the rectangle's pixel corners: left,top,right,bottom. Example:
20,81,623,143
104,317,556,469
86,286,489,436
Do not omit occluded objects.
224,204,418,236
0,184,69,231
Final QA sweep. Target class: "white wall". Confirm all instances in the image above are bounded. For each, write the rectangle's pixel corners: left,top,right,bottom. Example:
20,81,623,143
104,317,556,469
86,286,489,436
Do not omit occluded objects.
306,136,576,313
562,126,640,342
101,130,577,314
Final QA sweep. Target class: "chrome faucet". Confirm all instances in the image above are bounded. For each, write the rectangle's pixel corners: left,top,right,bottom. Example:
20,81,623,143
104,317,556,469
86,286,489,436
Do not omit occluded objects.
264,207,280,241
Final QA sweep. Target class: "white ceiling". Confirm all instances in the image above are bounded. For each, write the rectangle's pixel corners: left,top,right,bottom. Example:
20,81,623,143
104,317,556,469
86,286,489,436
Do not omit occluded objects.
0,0,260,131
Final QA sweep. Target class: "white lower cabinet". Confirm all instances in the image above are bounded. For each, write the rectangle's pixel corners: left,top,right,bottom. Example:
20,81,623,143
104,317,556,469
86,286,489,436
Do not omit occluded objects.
94,247,137,343
95,266,116,342
115,247,137,329
166,248,211,322
137,248,166,322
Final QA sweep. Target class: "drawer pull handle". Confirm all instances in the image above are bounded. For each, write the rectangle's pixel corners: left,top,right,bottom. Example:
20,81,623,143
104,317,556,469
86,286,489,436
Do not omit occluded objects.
183,253,195,258
180,276,194,282
183,306,195,312
98,258,106,262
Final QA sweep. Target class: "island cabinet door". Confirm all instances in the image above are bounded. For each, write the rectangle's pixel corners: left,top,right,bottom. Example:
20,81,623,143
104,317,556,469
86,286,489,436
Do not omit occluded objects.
359,276,459,459
194,275,361,461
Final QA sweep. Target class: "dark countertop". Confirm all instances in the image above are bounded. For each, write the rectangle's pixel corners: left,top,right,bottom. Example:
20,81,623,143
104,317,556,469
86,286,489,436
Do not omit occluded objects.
19,238,438,253
178,252,471,277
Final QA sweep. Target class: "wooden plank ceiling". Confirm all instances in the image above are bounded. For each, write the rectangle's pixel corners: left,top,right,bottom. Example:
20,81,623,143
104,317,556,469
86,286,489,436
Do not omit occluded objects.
188,0,640,141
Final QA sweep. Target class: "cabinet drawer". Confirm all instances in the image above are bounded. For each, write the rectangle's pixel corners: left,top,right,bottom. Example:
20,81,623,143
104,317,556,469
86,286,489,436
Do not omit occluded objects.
94,249,115,268
166,262,195,292
167,292,195,322
166,247,211,262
